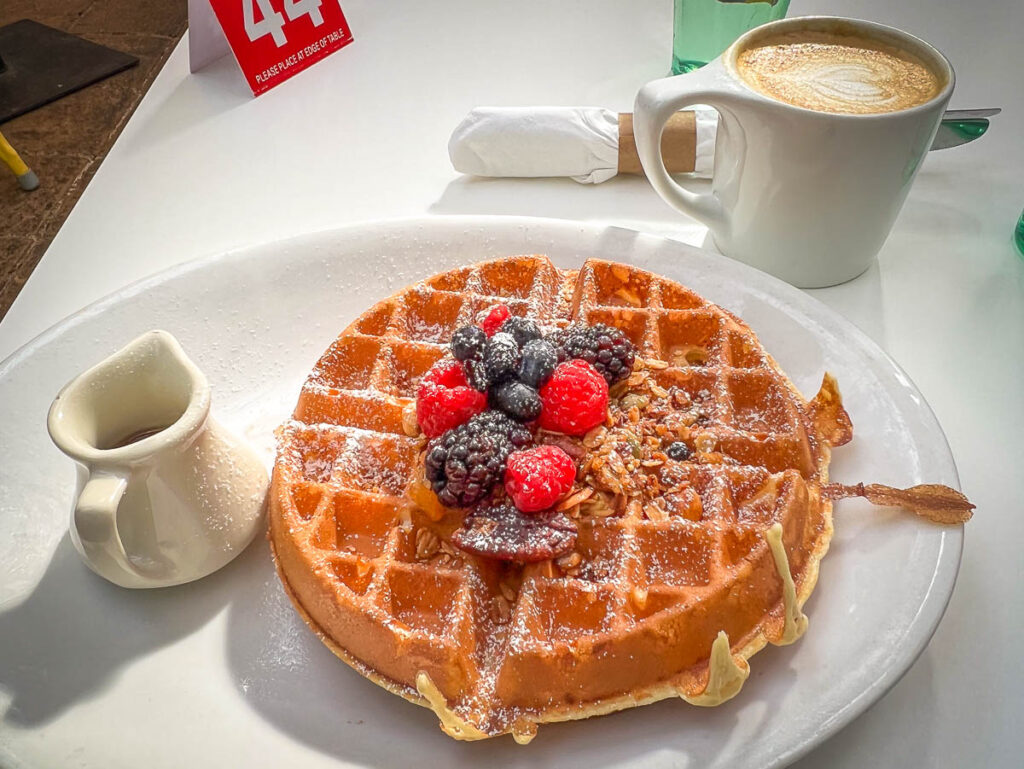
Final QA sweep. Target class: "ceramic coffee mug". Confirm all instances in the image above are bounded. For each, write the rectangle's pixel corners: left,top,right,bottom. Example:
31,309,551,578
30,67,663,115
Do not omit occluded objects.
47,330,268,588
634,16,954,287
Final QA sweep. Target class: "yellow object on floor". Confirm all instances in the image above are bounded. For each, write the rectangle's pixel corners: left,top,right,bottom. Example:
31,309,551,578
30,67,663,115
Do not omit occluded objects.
0,131,39,191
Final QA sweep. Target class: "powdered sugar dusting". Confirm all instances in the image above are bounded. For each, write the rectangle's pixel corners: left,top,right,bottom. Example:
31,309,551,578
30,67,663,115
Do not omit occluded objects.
238,574,315,696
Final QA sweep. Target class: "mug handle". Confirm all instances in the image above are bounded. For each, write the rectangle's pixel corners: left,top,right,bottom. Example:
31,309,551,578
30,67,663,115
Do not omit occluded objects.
633,66,749,232
73,472,146,585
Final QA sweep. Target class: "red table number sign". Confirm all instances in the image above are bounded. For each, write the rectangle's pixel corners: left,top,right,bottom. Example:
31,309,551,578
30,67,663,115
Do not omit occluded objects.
205,0,353,95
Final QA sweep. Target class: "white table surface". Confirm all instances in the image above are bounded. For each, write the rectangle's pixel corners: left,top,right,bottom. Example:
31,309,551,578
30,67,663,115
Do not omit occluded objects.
1,0,1021,766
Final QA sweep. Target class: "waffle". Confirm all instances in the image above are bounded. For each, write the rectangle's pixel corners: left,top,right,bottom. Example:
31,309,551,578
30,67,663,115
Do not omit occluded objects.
269,255,854,742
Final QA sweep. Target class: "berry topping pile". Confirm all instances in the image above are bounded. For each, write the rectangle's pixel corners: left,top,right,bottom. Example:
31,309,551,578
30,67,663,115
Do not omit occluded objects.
412,304,637,562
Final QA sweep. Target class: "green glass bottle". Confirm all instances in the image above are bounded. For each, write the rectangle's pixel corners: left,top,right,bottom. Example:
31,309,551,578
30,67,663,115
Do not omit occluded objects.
1015,209,1024,257
672,0,790,75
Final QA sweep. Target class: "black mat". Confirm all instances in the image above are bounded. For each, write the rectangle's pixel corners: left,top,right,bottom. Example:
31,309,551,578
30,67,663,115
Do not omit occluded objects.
0,19,138,124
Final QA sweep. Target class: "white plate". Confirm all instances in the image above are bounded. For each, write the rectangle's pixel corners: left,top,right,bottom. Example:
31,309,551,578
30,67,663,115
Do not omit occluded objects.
0,216,962,769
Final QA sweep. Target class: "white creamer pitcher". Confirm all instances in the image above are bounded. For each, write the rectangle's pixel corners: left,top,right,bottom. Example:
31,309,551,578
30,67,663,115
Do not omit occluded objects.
47,330,268,588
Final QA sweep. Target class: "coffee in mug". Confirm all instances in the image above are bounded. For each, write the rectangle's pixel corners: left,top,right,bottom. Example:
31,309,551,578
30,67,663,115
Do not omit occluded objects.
633,17,954,287
736,29,943,115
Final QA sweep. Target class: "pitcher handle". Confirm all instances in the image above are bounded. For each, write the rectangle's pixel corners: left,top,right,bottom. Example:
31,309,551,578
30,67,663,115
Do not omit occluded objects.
633,66,749,233
73,472,147,586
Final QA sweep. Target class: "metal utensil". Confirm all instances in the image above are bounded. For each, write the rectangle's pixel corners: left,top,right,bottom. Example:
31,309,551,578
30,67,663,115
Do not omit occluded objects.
932,108,1001,150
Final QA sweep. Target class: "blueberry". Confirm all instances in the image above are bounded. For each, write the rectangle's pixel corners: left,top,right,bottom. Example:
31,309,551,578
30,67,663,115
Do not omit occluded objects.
451,325,487,362
501,316,541,347
484,332,520,384
518,338,558,389
492,381,542,422
667,441,691,461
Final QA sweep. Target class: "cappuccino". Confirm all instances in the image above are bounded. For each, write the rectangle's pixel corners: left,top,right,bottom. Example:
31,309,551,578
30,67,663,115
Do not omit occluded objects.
736,29,942,114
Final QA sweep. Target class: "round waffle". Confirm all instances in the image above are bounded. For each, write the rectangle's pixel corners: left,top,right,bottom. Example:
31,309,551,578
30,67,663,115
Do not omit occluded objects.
269,255,854,742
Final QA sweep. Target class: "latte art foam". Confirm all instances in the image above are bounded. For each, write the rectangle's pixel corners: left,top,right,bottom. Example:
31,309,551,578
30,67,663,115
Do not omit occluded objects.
736,31,942,114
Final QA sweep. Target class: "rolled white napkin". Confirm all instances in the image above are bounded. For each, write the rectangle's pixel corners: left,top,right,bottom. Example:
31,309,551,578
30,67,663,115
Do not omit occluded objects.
448,106,718,184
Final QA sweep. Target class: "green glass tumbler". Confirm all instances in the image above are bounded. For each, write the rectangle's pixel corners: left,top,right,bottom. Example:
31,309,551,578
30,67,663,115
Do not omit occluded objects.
672,0,791,75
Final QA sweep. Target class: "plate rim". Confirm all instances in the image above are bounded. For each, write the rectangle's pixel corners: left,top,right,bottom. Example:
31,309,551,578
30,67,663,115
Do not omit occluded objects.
0,214,964,768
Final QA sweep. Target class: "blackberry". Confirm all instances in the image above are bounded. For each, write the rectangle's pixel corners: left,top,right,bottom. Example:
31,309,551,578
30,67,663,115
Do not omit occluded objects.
491,380,542,422
484,332,520,384
518,338,558,388
451,325,487,362
556,324,636,385
546,327,572,364
424,412,530,507
666,441,691,461
474,410,532,448
500,316,541,347
463,358,489,392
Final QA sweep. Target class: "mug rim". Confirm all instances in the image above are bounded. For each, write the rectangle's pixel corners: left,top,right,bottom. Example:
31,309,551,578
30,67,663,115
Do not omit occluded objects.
723,15,955,119
47,330,211,466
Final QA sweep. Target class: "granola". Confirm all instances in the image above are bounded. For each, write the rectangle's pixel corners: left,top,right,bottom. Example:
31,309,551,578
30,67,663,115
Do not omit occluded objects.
557,360,731,526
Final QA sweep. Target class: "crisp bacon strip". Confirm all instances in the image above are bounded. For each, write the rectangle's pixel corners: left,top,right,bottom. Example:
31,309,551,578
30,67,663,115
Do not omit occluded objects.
809,373,854,447
824,482,974,524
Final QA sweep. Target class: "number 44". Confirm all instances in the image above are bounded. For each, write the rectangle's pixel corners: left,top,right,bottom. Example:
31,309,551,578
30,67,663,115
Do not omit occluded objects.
243,0,325,48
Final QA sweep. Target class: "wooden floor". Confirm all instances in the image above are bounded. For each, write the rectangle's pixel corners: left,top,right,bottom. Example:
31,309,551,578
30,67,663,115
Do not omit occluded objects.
0,0,187,319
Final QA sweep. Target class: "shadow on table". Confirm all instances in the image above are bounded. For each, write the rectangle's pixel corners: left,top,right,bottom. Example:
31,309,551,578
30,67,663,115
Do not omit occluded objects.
223,546,801,769
0,532,244,727
121,54,252,154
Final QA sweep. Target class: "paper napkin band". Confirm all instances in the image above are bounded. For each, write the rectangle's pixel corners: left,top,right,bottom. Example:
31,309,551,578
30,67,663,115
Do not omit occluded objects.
617,112,697,175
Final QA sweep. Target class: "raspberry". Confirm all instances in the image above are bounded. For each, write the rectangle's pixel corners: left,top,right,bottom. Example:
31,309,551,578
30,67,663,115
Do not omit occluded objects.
416,359,487,438
423,412,529,507
422,357,469,389
538,360,608,435
553,324,636,385
481,304,511,336
505,445,576,513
